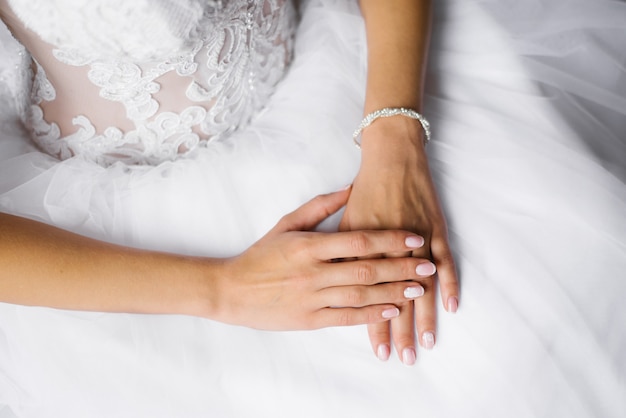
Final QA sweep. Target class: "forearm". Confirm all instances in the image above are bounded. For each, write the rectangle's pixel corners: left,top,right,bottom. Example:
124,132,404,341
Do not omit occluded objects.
359,0,432,113
358,0,433,165
0,213,217,317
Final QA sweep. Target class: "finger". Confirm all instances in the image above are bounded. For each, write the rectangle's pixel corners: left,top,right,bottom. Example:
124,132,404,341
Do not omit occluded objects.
311,304,400,328
309,230,425,260
317,257,435,287
315,281,425,309
411,235,432,260
274,187,351,234
414,277,437,350
431,235,459,313
384,250,412,259
368,322,391,361
391,302,417,366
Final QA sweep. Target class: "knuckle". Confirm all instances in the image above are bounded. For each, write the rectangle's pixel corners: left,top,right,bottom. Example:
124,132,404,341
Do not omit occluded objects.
368,323,390,340
355,262,375,284
293,270,313,287
350,232,371,254
311,196,332,217
432,239,454,263
292,234,315,258
277,213,295,229
436,250,456,268
392,330,416,347
394,336,416,349
345,287,365,306
337,310,353,327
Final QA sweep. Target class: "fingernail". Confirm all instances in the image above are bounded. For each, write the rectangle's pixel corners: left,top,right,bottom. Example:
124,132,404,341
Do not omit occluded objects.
447,296,458,313
404,286,425,299
416,262,436,276
402,347,416,366
377,344,390,361
422,332,435,350
405,235,424,248
382,307,400,319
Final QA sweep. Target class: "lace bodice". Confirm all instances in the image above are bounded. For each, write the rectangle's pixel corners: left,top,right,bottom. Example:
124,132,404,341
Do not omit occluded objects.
0,0,296,165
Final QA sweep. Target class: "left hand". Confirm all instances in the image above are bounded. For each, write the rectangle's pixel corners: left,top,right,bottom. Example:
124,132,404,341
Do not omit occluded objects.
339,116,459,365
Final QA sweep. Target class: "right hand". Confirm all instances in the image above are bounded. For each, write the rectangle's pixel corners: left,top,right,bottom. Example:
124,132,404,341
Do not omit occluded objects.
208,187,434,330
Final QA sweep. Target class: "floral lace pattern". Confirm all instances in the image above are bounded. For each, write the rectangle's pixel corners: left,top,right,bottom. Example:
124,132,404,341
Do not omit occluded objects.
4,0,296,165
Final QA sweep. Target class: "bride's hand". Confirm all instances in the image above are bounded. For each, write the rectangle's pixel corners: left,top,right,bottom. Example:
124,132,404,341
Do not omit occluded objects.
339,117,459,365
207,187,435,330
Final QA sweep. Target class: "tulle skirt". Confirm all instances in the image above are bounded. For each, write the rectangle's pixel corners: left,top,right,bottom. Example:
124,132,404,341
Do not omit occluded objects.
1,0,625,417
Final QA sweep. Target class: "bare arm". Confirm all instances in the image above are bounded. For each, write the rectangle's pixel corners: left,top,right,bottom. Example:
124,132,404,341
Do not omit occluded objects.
0,188,436,330
341,0,458,364
360,0,431,115
0,212,215,316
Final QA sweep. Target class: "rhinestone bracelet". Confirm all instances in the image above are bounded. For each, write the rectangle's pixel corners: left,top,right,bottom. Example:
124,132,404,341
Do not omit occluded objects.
352,107,431,149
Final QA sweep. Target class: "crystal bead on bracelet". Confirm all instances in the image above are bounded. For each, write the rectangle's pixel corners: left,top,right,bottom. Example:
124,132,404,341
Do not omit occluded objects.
352,107,431,149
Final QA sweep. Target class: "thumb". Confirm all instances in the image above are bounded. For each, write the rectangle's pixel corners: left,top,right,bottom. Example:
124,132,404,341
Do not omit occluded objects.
274,186,351,233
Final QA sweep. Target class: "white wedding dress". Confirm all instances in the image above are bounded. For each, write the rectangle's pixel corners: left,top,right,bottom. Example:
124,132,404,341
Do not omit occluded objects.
0,0,625,417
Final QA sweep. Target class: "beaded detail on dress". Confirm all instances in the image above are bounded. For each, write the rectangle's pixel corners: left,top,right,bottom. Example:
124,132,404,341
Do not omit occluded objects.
2,0,296,165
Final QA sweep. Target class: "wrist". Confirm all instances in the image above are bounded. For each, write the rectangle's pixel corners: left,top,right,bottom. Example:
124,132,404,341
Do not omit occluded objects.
356,109,429,149
176,256,225,319
141,253,224,319
359,116,428,166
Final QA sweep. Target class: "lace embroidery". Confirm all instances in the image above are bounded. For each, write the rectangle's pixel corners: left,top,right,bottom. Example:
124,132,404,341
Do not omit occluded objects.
31,60,55,103
7,0,296,165
60,107,207,166
25,60,67,158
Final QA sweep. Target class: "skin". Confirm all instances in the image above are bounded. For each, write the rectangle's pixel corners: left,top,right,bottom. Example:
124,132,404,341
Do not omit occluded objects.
0,189,437,330
341,0,459,364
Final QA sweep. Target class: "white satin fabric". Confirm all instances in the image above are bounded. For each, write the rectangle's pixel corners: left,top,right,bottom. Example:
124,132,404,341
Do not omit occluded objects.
0,0,625,417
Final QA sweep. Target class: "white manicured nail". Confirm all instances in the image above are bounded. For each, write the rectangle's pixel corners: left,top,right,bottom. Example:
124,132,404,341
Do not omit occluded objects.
447,296,458,313
382,308,400,319
377,344,390,361
422,332,435,350
416,262,436,276
404,286,425,299
405,236,424,248
402,347,416,366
